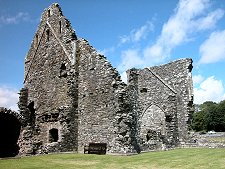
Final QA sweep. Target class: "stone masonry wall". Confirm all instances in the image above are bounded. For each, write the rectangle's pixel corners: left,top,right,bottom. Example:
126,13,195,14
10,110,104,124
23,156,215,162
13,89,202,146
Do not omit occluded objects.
150,59,194,142
127,68,179,151
19,4,78,155
77,39,137,154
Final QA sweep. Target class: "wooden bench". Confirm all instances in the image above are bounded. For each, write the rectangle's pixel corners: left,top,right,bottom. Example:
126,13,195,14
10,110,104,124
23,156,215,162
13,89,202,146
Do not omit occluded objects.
84,143,107,155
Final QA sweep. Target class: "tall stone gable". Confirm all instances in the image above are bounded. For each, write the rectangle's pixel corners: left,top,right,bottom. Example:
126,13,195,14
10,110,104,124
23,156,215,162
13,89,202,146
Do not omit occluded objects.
18,3,194,155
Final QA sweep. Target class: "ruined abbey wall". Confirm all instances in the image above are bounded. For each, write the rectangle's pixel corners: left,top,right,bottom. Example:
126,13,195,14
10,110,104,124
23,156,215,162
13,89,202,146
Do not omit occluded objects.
19,4,79,154
17,3,193,155
127,68,179,151
126,59,193,151
77,39,129,153
150,59,194,142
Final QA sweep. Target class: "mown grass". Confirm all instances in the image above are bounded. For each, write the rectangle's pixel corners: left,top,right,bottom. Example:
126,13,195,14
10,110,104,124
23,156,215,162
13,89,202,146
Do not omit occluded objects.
0,148,225,169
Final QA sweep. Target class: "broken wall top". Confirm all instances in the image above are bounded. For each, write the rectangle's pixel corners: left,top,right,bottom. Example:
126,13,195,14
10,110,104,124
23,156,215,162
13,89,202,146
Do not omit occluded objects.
24,3,77,83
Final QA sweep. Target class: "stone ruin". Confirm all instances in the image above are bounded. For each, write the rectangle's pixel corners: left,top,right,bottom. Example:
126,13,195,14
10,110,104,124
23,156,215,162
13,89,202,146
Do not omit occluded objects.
1,3,194,157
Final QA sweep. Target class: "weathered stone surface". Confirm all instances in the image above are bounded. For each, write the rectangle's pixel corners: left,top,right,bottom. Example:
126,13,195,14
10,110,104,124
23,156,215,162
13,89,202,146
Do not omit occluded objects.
126,59,194,151
18,3,194,155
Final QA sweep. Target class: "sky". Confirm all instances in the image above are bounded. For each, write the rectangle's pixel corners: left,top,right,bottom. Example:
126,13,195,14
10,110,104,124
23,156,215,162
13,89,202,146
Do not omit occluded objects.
0,0,225,111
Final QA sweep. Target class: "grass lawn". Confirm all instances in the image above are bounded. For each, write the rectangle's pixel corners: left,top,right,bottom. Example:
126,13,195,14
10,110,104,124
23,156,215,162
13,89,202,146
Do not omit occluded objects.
0,148,225,169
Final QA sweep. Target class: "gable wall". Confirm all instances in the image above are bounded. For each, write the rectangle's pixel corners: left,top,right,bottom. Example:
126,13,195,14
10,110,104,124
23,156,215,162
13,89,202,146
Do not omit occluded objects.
150,59,194,142
127,68,179,151
19,4,79,155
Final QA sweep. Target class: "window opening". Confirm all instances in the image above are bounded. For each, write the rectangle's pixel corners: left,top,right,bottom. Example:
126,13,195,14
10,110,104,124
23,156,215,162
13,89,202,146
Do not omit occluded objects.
48,9,51,17
46,29,50,41
49,128,59,142
59,63,67,77
35,34,38,47
140,88,147,93
59,21,62,33
27,101,35,124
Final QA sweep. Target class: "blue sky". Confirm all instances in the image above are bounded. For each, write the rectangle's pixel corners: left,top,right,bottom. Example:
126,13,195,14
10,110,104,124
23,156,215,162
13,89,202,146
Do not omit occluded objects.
0,0,225,111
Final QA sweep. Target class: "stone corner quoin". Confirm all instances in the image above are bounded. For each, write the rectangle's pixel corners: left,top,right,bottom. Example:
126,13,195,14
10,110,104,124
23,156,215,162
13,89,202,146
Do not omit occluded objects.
14,3,194,155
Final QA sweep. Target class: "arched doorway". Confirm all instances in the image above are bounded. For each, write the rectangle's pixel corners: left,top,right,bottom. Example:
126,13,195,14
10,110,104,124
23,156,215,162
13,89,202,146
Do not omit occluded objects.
140,105,166,150
0,113,21,157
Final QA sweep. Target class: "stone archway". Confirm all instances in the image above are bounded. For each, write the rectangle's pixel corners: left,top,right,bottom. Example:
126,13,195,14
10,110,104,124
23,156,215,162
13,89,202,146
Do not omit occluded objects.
140,105,166,150
0,111,21,157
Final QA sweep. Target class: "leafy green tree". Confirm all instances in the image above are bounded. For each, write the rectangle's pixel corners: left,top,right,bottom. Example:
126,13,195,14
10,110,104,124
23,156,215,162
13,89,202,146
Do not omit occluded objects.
191,110,206,131
191,101,225,132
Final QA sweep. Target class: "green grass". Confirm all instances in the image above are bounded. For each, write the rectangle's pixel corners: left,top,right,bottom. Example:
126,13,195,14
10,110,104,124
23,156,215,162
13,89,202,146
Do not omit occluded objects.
0,148,225,169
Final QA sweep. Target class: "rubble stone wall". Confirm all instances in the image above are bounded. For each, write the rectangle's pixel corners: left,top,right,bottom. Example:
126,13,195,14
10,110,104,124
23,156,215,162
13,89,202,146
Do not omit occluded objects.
19,4,78,155
150,59,194,142
77,39,136,154
127,68,179,151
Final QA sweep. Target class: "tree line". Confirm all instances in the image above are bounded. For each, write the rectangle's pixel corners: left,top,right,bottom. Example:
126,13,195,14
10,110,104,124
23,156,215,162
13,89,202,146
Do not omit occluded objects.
191,100,225,132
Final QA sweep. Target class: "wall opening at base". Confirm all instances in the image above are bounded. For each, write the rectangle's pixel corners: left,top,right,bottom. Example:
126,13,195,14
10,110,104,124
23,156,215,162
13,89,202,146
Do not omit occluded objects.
49,128,59,142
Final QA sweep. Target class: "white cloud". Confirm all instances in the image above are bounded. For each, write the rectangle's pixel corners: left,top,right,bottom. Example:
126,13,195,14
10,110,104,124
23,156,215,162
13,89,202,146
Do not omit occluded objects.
118,49,144,72
196,9,224,31
193,74,204,85
199,30,225,64
121,71,128,83
0,86,19,111
119,21,154,44
118,0,223,76
98,47,115,56
194,76,225,104
143,43,165,63
0,12,31,25
144,0,224,62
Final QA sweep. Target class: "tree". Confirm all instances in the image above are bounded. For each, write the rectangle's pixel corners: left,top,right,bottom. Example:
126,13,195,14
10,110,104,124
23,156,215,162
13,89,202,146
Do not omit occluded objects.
191,110,206,131
191,101,225,132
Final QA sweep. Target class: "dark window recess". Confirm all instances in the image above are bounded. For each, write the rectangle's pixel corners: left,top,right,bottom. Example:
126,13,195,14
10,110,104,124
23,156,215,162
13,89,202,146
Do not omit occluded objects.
27,101,35,124
35,34,38,47
165,115,172,122
49,128,59,142
146,133,150,141
140,88,147,93
59,63,67,78
89,67,95,71
46,29,50,41
48,9,51,17
59,21,62,33
112,83,118,89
